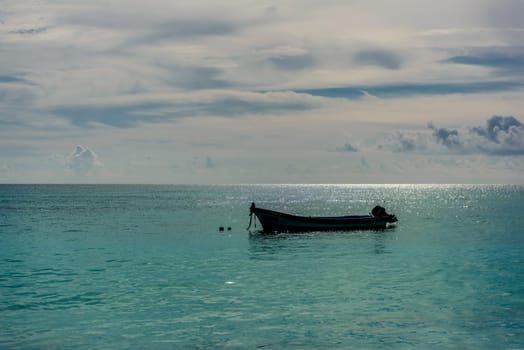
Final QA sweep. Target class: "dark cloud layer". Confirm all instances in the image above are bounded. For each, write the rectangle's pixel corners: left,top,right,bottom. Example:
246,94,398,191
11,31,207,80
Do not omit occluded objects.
53,103,172,128
0,75,30,84
8,27,47,35
52,93,317,128
299,81,524,99
447,53,524,69
445,47,524,75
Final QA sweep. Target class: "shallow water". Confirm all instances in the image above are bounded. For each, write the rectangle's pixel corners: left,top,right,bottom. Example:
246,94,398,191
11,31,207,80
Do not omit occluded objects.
1,184,523,349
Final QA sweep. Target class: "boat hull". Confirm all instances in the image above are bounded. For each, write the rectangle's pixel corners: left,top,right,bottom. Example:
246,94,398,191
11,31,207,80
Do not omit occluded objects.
252,207,392,233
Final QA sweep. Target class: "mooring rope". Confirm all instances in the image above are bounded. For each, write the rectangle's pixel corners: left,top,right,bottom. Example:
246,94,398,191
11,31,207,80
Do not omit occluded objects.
246,213,253,230
246,202,257,230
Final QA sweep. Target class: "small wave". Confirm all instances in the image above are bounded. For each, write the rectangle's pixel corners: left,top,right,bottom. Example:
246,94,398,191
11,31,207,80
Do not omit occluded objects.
63,228,83,233
32,268,63,276
105,259,131,263
87,268,106,273
3,291,105,311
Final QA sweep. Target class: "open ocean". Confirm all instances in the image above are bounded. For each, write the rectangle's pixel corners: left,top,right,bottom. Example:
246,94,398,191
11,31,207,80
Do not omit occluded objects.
1,184,523,349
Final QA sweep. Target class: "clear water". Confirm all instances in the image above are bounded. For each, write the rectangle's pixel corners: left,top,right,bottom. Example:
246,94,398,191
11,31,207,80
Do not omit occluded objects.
1,184,523,349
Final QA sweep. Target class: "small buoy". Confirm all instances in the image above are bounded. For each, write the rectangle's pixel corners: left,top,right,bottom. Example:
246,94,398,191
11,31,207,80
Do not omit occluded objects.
227,227,231,231
219,226,224,231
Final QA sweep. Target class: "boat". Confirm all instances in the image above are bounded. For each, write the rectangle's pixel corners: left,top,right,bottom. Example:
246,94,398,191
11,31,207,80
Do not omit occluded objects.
247,202,397,233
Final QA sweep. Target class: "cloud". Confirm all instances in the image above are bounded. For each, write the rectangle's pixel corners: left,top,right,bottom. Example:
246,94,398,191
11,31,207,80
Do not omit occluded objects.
67,7,238,35
1,0,524,184
298,81,524,99
0,76,39,125
481,0,524,30
378,116,524,156
2,1,522,126
146,19,237,40
378,131,428,153
447,52,523,69
0,75,32,84
428,123,462,149
170,67,231,90
445,47,524,76
470,116,524,155
336,143,359,152
51,91,322,128
8,27,47,35
53,103,172,128
66,145,103,176
261,46,316,71
471,115,522,142
122,18,239,49
353,49,402,70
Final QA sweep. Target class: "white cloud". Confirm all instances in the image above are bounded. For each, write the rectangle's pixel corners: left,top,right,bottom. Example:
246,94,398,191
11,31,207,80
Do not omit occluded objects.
66,145,103,176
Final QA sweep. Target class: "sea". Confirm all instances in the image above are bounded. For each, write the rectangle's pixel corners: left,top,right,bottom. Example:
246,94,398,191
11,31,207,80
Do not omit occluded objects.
1,184,523,349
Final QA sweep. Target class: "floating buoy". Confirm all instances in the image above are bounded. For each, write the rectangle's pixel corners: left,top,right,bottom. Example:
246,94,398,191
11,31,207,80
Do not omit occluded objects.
219,226,224,231
227,227,231,231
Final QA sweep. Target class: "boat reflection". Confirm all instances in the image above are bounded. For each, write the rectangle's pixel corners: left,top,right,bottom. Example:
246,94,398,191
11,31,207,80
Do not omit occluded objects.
247,229,394,260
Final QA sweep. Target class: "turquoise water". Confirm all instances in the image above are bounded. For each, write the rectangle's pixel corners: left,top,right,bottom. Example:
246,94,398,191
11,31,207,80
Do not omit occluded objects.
1,184,523,349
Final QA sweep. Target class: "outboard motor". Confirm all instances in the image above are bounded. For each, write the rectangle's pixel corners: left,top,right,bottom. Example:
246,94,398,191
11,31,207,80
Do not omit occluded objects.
372,205,398,223
371,205,386,217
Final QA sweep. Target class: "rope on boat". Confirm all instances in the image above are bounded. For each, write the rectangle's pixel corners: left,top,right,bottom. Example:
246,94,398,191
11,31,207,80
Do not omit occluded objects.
246,202,257,230
246,213,253,230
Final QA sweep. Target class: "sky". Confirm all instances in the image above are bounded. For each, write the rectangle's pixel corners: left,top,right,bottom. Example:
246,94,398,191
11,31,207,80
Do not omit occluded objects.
1,0,523,184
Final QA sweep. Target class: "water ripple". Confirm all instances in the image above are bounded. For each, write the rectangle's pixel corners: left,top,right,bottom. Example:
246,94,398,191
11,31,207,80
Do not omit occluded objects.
1,184,523,349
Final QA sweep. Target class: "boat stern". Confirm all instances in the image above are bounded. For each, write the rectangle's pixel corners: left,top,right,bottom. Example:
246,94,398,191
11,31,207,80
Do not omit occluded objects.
372,205,397,223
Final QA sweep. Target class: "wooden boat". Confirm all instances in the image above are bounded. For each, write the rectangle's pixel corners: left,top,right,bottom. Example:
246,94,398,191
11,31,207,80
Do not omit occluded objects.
248,203,397,233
